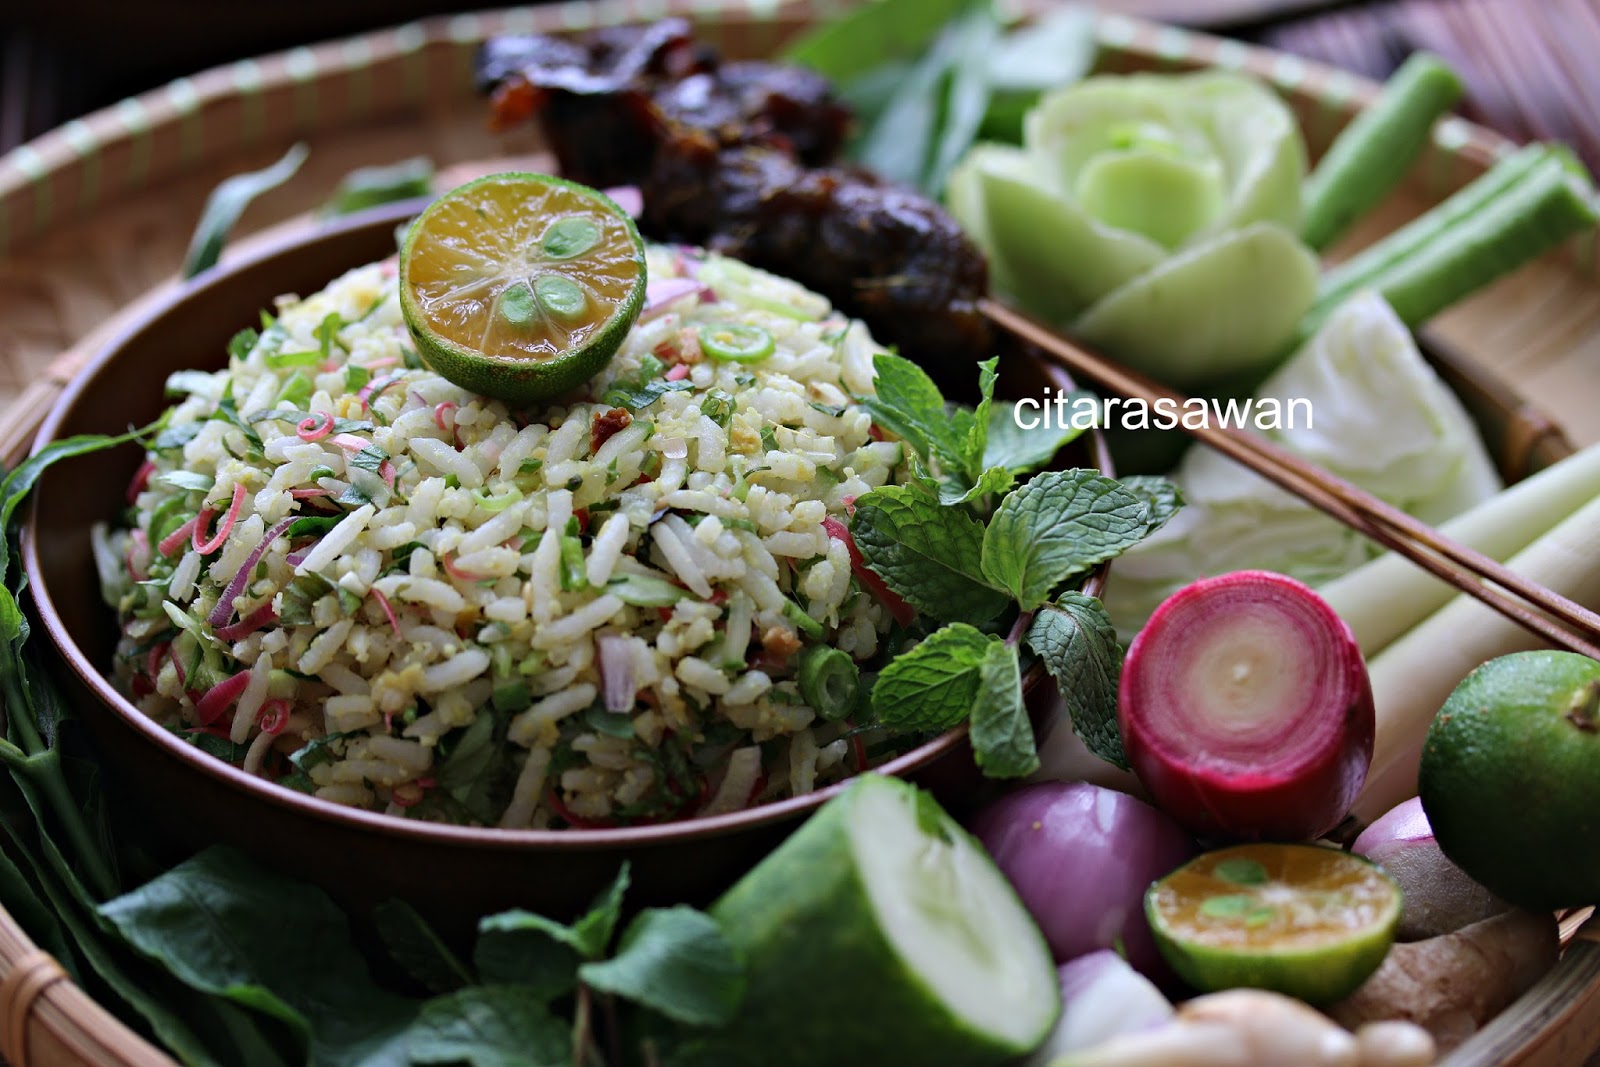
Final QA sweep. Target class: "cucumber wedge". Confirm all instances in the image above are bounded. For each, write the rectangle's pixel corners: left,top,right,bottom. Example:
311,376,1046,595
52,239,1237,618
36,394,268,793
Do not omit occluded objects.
682,775,1059,1067
1073,221,1319,390
952,143,1166,323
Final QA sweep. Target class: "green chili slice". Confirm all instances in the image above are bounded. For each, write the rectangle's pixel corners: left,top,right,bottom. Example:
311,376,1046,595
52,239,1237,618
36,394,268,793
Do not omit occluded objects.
698,322,775,363
797,645,859,722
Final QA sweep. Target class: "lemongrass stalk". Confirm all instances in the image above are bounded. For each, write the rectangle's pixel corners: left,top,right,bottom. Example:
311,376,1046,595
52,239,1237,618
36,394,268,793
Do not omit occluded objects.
1322,442,1600,656
1354,490,1600,821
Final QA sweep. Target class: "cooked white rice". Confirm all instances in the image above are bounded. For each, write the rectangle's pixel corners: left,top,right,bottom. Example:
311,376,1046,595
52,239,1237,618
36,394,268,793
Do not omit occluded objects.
100,246,909,828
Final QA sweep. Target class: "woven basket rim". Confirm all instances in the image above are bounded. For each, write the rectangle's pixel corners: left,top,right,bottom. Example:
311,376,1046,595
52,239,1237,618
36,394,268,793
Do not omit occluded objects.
0,5,1592,1067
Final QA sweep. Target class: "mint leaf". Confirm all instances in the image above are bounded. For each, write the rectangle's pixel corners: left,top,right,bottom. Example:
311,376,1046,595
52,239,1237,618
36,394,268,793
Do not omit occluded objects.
472,862,630,999
1120,475,1184,537
156,470,213,492
941,464,1015,506
348,444,389,476
578,906,745,1026
407,986,570,1067
969,640,1036,778
226,327,260,361
871,623,996,731
960,356,999,475
1025,592,1127,769
472,913,580,1003
850,486,1009,624
983,394,1091,474
373,899,472,995
98,847,415,1066
571,860,630,957
861,353,970,471
980,469,1151,610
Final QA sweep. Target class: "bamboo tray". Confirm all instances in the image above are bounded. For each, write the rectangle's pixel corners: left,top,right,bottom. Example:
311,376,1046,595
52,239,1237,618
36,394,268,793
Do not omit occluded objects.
2,2,1599,1064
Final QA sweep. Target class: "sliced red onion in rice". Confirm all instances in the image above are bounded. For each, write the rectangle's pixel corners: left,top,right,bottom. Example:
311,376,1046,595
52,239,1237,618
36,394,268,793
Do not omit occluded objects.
641,278,709,322
699,746,763,817
207,516,296,627
214,604,278,642
603,185,643,217
194,670,252,726
596,633,638,712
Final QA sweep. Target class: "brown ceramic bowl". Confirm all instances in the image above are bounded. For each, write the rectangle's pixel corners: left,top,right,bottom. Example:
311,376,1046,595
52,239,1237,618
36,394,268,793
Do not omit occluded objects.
23,200,1111,931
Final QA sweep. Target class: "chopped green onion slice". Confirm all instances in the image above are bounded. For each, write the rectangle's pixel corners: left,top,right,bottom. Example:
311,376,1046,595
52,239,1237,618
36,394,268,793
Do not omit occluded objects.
560,518,588,591
472,486,523,513
797,645,859,722
492,678,532,714
698,322,775,363
783,599,825,640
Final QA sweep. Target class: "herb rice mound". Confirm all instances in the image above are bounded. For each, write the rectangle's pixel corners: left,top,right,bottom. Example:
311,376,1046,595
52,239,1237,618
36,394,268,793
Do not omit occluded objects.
99,247,910,827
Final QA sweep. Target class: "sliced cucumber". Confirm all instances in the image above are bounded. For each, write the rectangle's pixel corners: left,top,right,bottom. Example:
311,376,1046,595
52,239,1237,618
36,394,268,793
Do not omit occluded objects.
683,775,1059,1067
959,144,1166,323
1073,221,1320,390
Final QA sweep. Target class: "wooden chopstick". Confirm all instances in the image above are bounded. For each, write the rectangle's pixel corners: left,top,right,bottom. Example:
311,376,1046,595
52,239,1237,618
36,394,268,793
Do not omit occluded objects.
980,297,1600,661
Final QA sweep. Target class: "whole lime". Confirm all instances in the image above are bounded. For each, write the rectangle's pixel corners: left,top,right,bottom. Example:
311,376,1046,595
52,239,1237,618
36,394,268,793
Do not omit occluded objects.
1419,650,1600,911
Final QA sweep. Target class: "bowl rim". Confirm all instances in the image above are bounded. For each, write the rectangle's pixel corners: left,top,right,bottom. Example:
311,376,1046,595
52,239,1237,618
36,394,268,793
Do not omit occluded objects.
22,199,1107,851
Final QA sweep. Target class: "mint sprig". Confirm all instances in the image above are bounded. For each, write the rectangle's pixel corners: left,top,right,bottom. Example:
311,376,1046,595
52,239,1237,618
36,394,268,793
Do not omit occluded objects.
855,353,1178,777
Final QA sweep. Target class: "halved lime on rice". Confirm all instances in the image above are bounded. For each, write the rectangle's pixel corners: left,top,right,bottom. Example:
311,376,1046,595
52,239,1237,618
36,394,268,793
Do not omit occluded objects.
1146,843,1400,1003
398,172,647,405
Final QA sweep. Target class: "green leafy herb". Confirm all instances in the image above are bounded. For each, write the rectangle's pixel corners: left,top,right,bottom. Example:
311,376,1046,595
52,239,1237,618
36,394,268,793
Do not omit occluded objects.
870,623,996,731
849,485,1007,624
981,469,1151,610
152,422,202,452
1120,474,1185,538
860,353,966,472
782,0,971,81
406,986,570,1067
155,470,213,493
323,156,434,217
183,142,309,277
584,705,636,739
264,348,323,370
226,328,260,361
373,898,474,995
578,906,745,1027
98,848,415,1065
1025,592,1128,768
471,913,580,1005
274,372,313,409
347,445,389,476
982,395,1090,473
314,313,346,360
435,714,500,792
968,640,1036,778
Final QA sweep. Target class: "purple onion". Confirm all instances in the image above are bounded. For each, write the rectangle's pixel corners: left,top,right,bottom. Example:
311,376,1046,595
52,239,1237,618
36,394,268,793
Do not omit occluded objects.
968,782,1197,979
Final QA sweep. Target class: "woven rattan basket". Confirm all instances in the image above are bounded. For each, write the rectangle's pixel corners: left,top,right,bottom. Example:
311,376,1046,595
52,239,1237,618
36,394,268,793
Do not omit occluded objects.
2,2,1600,1064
